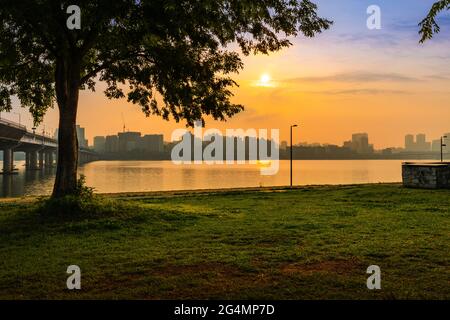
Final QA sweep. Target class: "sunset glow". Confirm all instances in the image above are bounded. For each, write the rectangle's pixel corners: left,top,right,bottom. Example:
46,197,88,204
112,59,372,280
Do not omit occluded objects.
4,0,450,149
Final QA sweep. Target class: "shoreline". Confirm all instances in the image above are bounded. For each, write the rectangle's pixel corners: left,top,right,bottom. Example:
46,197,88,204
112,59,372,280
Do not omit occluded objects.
0,182,403,202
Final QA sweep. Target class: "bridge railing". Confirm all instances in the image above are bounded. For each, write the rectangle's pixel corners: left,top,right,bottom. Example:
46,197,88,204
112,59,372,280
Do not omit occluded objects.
0,118,27,131
24,132,58,144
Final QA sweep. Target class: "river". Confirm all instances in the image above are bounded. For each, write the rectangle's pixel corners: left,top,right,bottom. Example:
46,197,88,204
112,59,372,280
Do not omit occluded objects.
0,159,421,197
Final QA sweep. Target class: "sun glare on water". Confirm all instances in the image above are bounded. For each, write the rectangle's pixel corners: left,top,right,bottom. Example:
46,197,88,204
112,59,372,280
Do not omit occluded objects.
257,160,272,167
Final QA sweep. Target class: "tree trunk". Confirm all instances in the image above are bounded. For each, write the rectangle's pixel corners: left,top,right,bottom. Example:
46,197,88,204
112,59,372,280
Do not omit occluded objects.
52,57,81,198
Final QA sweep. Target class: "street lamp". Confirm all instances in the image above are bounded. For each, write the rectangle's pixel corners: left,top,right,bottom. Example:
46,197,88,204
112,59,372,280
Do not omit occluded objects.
441,136,447,163
290,124,298,188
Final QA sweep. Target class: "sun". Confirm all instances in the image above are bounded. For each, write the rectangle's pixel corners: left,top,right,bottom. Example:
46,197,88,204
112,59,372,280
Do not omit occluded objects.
258,73,272,86
260,73,271,84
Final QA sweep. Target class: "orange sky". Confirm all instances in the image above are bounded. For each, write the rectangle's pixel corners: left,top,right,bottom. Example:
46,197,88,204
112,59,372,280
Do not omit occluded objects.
3,0,450,149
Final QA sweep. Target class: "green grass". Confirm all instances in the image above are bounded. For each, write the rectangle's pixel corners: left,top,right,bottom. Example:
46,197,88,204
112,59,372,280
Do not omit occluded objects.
0,184,449,299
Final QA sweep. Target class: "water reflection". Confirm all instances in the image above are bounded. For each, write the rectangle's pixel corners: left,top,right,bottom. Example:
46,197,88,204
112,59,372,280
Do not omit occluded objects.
1,161,56,197
0,160,411,198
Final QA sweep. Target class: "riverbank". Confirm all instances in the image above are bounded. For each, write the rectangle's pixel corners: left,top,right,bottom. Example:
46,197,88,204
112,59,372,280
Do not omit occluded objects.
0,159,419,197
0,184,449,299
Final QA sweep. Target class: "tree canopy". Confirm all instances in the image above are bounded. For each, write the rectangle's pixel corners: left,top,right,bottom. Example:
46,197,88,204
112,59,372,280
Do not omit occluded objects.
420,0,450,42
0,0,332,126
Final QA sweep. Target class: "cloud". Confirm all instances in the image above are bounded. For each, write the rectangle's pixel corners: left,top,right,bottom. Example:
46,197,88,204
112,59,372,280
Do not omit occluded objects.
336,32,402,47
389,20,420,33
425,73,450,80
302,88,409,96
322,89,408,95
283,71,418,83
233,107,280,123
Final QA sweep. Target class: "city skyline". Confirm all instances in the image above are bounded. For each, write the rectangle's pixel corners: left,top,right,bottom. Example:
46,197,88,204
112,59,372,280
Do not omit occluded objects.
86,123,450,154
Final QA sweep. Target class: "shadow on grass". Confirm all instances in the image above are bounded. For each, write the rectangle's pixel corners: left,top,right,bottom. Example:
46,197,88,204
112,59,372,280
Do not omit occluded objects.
0,195,200,244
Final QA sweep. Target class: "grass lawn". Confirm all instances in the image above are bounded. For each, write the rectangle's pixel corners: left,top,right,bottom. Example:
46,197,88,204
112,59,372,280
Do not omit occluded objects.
0,184,449,299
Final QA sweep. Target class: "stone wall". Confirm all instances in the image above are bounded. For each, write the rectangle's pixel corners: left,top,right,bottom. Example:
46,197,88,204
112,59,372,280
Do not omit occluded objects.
402,163,450,189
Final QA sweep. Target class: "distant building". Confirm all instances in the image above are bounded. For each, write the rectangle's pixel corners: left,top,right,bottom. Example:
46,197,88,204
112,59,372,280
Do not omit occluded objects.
105,135,119,153
432,139,441,152
416,134,429,151
118,131,141,152
381,148,393,155
140,134,164,153
352,133,370,153
405,134,415,151
405,133,431,152
343,133,373,154
381,147,403,155
280,141,288,150
54,125,88,147
431,134,450,153
93,136,106,153
343,140,352,149
299,142,321,147
76,125,88,148
445,133,450,147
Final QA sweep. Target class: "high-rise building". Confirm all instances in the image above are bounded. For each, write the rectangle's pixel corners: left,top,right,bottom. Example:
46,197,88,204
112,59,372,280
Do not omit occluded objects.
93,136,106,153
118,132,141,152
415,133,431,152
76,125,88,148
105,135,119,153
416,133,426,144
140,134,164,153
405,134,414,151
404,133,431,152
349,133,373,154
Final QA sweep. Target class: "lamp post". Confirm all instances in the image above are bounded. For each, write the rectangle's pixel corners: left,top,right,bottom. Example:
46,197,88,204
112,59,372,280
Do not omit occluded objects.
290,124,298,188
441,136,447,163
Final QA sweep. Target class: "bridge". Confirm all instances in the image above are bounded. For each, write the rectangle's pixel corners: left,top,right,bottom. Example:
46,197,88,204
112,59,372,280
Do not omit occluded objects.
0,118,98,174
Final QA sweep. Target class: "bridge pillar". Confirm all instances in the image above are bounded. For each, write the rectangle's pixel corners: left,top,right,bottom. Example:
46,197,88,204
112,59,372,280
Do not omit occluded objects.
29,151,38,170
44,152,50,167
25,151,31,169
2,148,14,174
48,151,54,167
39,151,44,169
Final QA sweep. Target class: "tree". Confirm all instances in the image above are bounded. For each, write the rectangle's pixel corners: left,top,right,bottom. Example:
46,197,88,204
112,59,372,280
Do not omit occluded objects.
419,0,450,42
0,0,332,198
